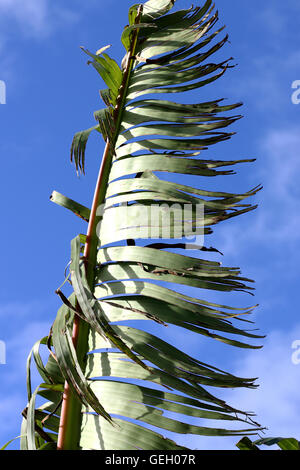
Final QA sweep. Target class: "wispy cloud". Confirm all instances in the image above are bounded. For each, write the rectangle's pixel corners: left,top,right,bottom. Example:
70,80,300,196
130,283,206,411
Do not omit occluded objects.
255,127,300,241
261,127,300,200
214,126,300,264
224,324,300,442
0,0,80,83
176,324,300,450
257,1,300,38
0,313,51,448
0,0,79,38
228,52,298,112
225,1,300,113
0,0,48,35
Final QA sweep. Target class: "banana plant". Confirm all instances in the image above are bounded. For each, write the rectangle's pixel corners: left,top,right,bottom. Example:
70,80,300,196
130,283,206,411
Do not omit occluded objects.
18,0,264,450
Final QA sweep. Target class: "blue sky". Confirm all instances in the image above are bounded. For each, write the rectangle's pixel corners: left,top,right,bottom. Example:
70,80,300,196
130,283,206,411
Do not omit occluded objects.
1,0,300,450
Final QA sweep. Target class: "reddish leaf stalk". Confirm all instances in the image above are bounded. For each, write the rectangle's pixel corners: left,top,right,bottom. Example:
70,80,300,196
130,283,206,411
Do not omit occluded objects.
57,6,143,450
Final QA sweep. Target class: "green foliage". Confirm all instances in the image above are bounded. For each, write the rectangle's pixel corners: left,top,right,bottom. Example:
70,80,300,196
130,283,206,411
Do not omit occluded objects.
237,436,300,451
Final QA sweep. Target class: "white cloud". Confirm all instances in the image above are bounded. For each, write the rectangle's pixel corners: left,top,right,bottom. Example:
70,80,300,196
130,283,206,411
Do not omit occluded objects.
214,126,300,264
0,394,25,440
261,127,300,201
0,0,78,38
0,0,79,82
229,54,295,112
253,127,300,243
223,324,300,443
1,317,51,384
226,8,300,113
0,298,64,447
258,1,300,37
0,0,48,34
176,324,300,450
0,315,52,449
